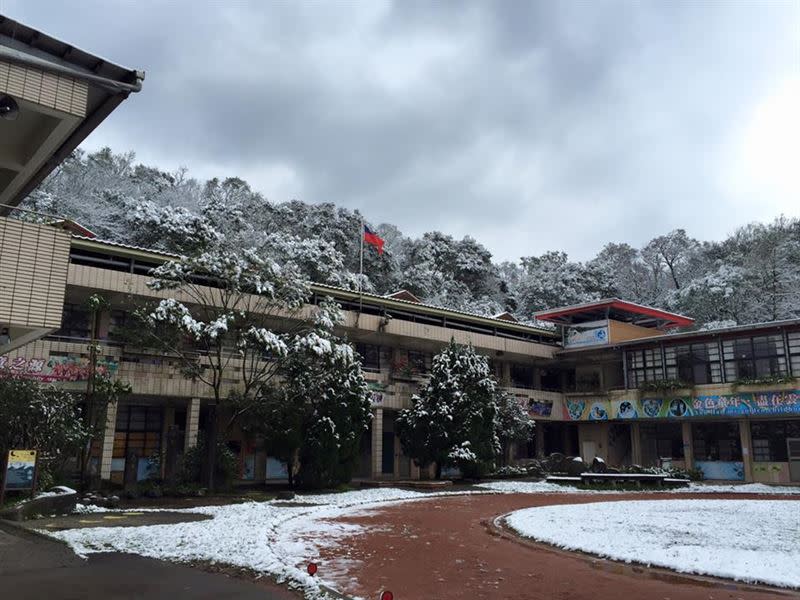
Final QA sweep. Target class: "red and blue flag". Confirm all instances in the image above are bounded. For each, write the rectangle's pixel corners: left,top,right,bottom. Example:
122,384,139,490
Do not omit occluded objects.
363,224,385,255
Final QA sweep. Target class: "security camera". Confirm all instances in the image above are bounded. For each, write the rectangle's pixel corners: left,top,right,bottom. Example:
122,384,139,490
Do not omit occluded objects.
0,95,19,121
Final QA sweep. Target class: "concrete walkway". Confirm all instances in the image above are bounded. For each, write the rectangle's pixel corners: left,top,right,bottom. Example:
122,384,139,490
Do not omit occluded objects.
0,524,300,600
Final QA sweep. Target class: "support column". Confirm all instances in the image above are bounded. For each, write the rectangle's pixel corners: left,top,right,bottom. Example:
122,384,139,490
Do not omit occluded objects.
99,400,119,481
184,398,200,452
371,408,383,479
535,425,545,459
532,367,542,390
630,422,642,466
501,362,511,387
681,421,694,470
739,419,754,482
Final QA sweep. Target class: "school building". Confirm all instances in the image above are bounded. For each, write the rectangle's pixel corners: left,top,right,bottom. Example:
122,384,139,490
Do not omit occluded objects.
1,15,798,487
1,215,799,485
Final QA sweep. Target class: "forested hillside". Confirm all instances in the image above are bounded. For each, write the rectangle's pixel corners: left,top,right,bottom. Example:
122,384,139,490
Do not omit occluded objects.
19,148,800,328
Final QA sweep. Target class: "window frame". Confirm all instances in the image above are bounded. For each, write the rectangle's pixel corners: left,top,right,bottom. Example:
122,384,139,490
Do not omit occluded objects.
722,335,786,381
626,347,665,387
664,342,721,385
355,343,381,372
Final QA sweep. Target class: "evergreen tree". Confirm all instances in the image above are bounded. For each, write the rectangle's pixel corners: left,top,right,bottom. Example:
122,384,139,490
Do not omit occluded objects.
495,391,535,465
242,298,371,488
397,341,500,478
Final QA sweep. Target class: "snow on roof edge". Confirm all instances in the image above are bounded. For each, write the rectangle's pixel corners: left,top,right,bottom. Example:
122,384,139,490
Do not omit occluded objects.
69,234,557,336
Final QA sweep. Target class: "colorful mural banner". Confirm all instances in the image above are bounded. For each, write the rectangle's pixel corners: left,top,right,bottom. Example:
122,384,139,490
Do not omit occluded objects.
695,460,744,481
563,398,611,421
0,355,118,382
528,398,553,418
562,390,800,421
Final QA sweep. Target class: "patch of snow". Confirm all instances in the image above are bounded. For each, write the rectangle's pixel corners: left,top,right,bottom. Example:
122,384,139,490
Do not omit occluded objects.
72,503,111,514
504,499,800,588
476,480,800,495
49,487,492,600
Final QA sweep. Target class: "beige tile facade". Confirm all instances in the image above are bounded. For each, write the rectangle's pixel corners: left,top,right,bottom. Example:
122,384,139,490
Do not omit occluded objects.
0,217,71,329
185,398,201,451
99,399,119,480
0,59,88,117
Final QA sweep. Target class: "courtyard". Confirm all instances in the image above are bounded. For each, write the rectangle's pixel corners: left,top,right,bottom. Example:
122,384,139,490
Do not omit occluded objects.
38,483,800,600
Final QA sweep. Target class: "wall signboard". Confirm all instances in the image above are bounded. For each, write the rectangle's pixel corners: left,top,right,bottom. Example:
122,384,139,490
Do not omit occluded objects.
564,320,609,348
562,390,800,421
1,449,38,504
0,355,118,382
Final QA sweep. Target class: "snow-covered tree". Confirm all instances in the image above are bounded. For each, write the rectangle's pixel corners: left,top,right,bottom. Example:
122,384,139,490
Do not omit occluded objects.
135,228,310,489
397,341,500,478
643,229,700,291
240,298,371,488
495,391,535,465
292,300,372,487
586,243,651,303
512,251,598,314
669,263,751,325
19,146,800,329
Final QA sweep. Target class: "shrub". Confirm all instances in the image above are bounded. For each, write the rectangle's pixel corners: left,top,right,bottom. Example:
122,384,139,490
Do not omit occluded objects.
177,434,238,489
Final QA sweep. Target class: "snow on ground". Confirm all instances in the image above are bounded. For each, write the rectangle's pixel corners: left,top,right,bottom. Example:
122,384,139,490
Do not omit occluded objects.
48,487,491,600
504,499,800,589
476,480,800,495
46,482,800,598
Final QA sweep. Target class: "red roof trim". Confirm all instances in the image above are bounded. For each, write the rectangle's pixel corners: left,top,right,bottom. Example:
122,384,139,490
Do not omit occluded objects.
535,299,694,328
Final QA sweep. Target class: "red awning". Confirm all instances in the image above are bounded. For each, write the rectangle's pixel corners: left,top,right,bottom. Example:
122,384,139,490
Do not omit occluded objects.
534,298,694,329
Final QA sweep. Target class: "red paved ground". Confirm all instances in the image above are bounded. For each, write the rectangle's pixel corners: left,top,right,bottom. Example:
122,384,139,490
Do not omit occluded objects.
316,492,800,600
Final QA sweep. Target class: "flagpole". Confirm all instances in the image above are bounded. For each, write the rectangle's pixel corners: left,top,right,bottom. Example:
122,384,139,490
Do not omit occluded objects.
357,216,364,323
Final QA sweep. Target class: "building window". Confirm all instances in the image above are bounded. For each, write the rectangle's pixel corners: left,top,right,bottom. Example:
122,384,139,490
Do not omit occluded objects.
788,331,800,375
664,342,721,385
692,422,742,462
722,335,786,381
626,348,664,387
355,343,380,371
55,303,91,340
640,423,684,464
509,364,533,388
113,406,163,478
107,309,128,342
750,420,800,462
407,350,429,374
540,368,560,391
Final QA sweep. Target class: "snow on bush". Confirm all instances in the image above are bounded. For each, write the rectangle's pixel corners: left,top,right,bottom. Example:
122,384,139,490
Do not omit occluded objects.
504,499,800,588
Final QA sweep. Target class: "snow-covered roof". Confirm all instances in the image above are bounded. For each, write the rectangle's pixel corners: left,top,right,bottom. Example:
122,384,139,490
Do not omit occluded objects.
535,298,694,329
68,234,558,338
384,289,421,303
313,282,556,335
493,311,518,322
49,219,97,238
71,235,181,260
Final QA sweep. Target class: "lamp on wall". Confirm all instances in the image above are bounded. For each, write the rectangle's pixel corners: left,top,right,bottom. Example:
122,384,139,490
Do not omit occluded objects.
0,95,19,121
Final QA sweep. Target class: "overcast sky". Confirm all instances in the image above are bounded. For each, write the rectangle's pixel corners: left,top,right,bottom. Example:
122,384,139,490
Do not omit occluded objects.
4,1,799,261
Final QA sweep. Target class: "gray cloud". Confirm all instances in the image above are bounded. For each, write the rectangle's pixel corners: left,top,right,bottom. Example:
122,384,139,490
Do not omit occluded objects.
4,0,798,261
